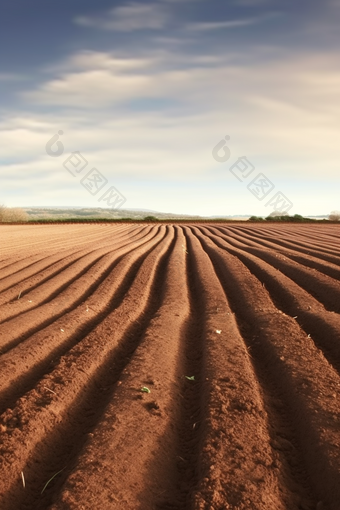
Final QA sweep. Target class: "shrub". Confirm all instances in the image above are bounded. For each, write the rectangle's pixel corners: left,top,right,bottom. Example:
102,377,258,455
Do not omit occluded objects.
248,216,264,221
0,205,29,223
329,211,340,221
143,215,159,221
265,214,289,221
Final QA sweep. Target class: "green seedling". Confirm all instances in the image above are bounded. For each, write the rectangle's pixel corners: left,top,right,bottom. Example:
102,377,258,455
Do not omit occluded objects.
41,468,65,494
185,376,195,381
140,386,151,393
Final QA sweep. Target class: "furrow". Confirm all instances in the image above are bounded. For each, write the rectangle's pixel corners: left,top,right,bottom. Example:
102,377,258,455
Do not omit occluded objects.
0,225,151,316
0,227,93,258
0,226,159,355
0,225,174,510
182,227,319,510
206,226,340,313
210,225,340,280
235,224,340,244
0,225,137,265
1,223,339,510
0,255,50,277
48,226,190,510
0,254,59,286
241,248,340,313
263,225,340,246
200,226,340,372
227,226,340,264
0,227,163,412
194,226,340,510
284,228,340,247
0,225,141,297
0,224,131,257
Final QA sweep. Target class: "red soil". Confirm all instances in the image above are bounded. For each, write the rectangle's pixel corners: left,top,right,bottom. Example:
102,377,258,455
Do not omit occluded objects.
0,223,340,510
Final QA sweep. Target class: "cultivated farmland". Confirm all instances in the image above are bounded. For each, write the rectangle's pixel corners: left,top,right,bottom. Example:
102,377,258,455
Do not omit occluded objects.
0,223,340,510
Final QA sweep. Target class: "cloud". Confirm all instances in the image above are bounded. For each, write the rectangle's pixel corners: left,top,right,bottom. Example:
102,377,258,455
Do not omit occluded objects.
23,51,207,108
186,12,280,31
74,2,169,31
16,48,340,176
45,51,156,75
4,45,340,214
186,18,262,31
23,69,151,108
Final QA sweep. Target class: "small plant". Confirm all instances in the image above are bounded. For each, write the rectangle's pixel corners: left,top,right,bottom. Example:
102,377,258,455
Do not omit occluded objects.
41,468,65,494
185,376,195,381
140,386,151,393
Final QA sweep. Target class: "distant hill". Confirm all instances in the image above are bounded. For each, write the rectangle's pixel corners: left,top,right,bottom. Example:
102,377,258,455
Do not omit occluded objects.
22,207,203,221
21,208,329,222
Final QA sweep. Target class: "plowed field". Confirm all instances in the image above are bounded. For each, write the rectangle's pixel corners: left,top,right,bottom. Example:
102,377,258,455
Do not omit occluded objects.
0,223,340,510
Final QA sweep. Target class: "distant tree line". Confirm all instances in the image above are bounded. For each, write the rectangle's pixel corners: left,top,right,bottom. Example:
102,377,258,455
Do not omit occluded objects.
1,203,339,224
248,211,340,222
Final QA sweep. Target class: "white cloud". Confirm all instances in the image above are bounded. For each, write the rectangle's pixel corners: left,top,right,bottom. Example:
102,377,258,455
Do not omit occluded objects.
23,51,216,107
3,47,340,215
186,18,262,31
186,12,280,31
24,69,150,107
12,52,340,178
75,2,169,31
56,51,156,73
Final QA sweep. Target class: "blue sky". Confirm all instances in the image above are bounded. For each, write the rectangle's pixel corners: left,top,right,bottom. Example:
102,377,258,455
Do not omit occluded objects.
1,0,340,216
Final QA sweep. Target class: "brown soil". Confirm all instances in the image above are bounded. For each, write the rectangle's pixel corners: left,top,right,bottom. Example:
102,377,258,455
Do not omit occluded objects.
0,223,340,510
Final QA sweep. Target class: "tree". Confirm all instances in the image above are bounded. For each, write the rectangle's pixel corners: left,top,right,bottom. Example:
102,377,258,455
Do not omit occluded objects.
265,211,290,221
248,216,264,221
143,215,158,221
329,211,340,221
0,204,29,222
0,205,6,222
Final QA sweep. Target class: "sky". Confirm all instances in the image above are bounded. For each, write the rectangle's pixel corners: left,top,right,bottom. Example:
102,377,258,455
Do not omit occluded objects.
1,0,340,216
